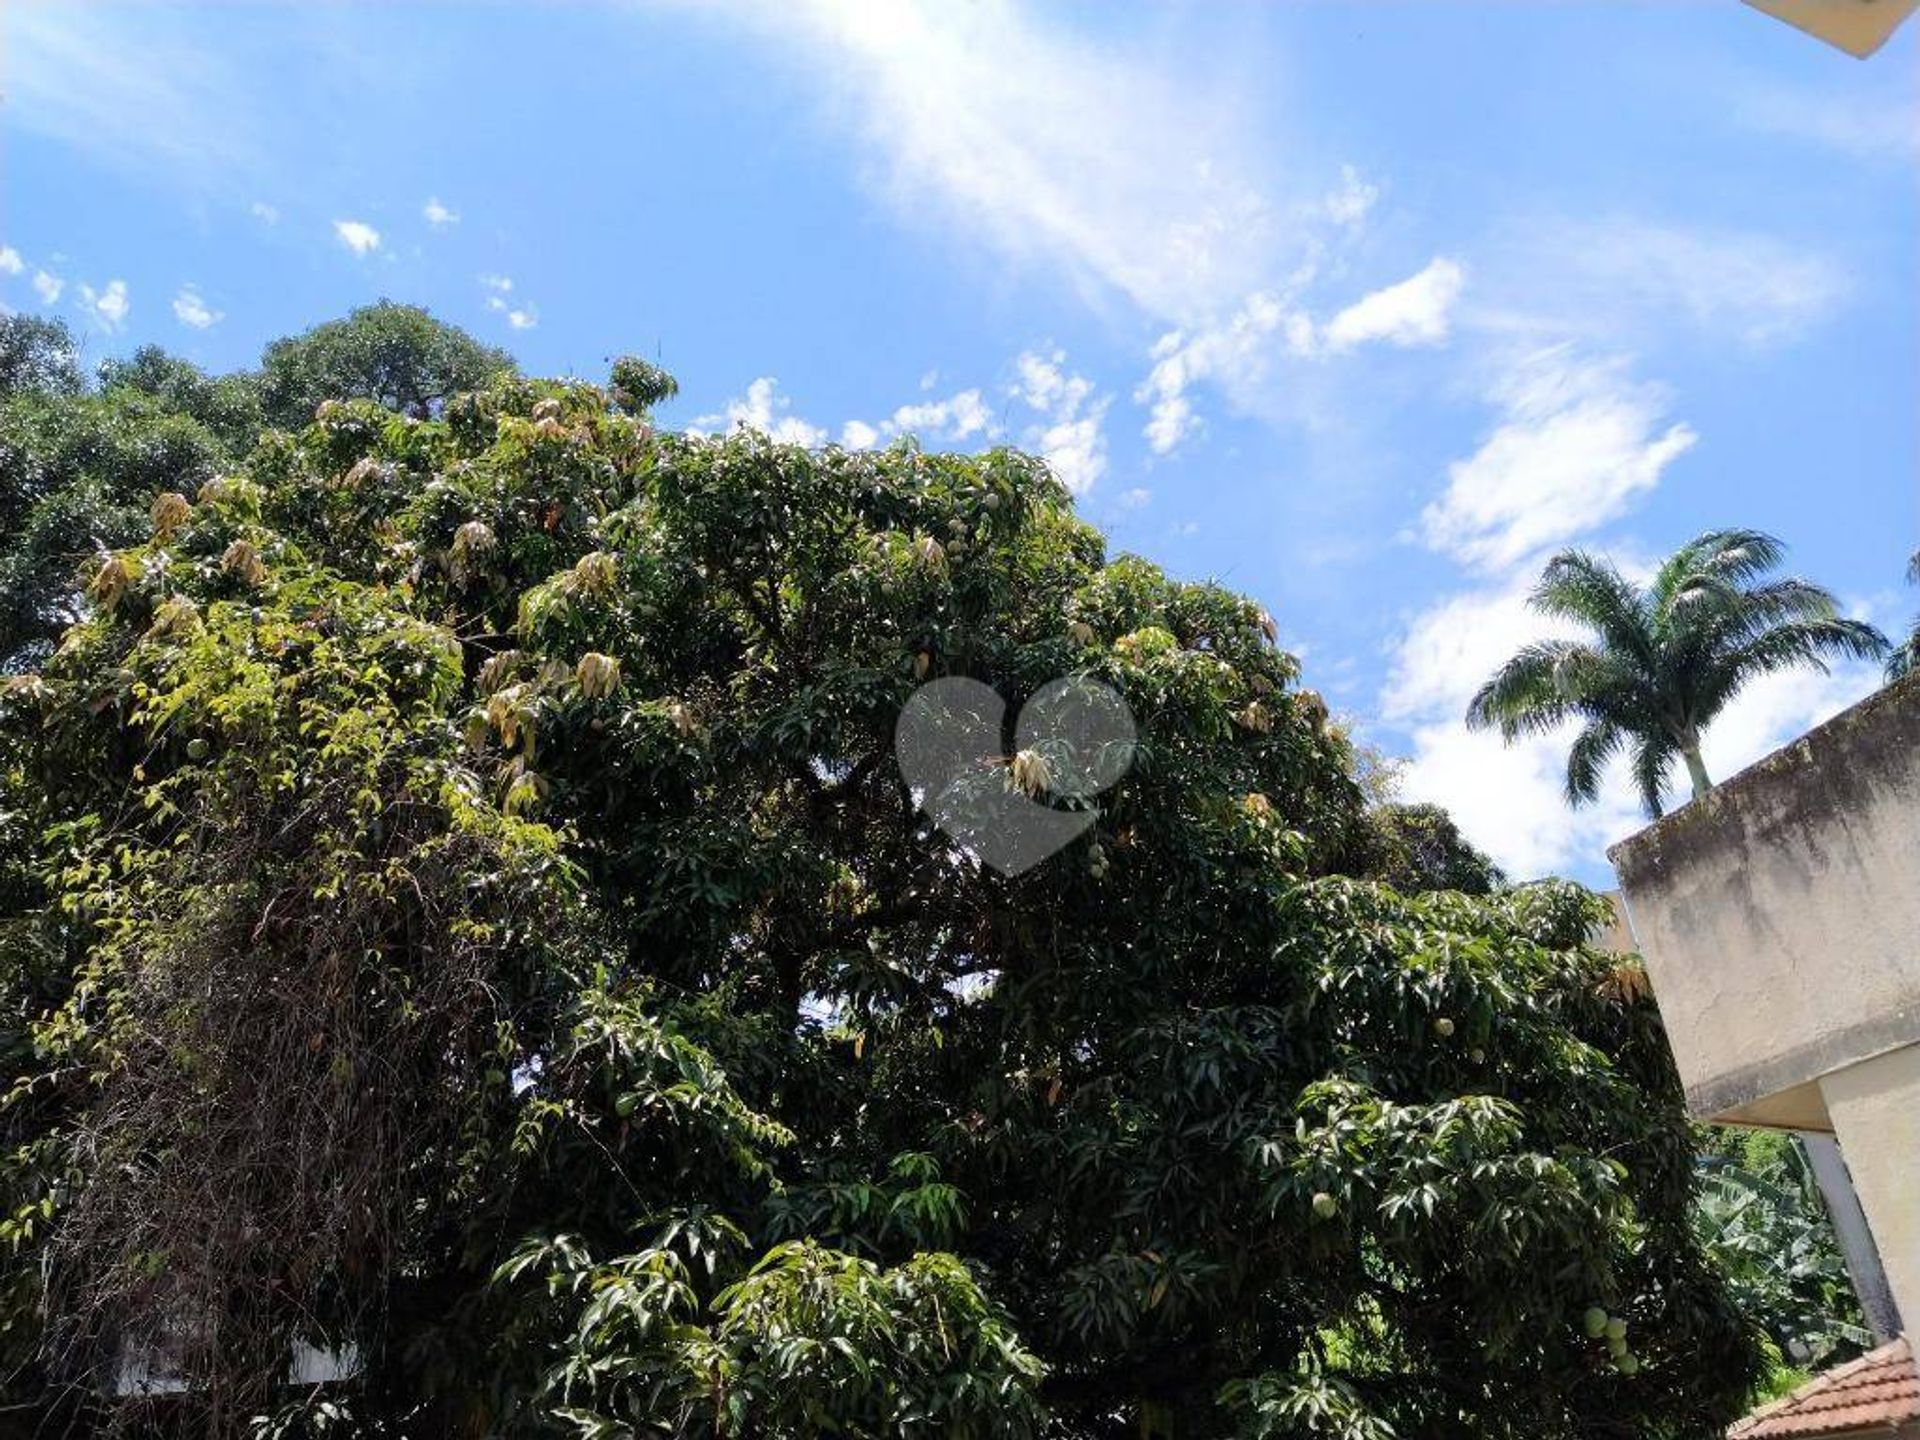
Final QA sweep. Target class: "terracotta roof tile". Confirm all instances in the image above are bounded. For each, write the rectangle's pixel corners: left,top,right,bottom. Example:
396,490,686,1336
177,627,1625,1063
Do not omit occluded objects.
1731,1338,1920,1438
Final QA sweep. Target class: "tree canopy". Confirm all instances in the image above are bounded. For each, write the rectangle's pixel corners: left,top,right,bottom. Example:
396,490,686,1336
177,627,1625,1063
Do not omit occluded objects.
0,329,239,671
0,314,85,400
1468,531,1887,817
257,301,516,427
0,332,1765,1437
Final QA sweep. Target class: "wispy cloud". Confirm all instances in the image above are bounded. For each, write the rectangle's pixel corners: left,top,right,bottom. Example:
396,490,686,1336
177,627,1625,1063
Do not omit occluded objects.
423,197,460,228
1132,254,1461,456
333,219,382,256
701,0,1285,323
172,286,222,330
2,5,258,184
33,271,65,305
0,248,21,276
1135,290,1310,456
1725,72,1920,166
1321,165,1378,228
1419,347,1696,573
1485,218,1849,348
77,279,130,332
1012,348,1109,495
250,201,281,225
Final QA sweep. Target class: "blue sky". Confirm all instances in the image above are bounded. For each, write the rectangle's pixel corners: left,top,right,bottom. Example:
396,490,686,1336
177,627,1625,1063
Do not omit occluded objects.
4,2,1915,882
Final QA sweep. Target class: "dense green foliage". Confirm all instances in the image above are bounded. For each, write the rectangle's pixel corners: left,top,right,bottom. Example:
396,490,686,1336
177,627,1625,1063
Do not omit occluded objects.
0,305,521,673
0,323,1768,1437
1693,1130,1869,1376
0,322,240,670
257,301,516,428
0,314,84,399
1468,531,1887,817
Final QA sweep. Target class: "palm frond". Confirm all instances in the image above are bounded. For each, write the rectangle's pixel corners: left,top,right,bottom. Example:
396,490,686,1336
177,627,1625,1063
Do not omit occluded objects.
1564,719,1625,806
1532,551,1655,666
1658,530,1787,599
1695,618,1889,719
1465,641,1587,738
1631,736,1675,820
1888,626,1919,683
1677,578,1839,638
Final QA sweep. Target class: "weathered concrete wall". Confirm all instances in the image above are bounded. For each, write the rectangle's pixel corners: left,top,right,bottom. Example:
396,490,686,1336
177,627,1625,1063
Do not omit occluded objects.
1821,1045,1920,1337
1609,676,1920,1128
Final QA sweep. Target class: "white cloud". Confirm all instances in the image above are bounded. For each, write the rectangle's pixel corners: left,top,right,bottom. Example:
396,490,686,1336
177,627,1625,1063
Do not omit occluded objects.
1419,348,1696,573
1118,487,1152,509
878,389,994,443
1012,348,1109,494
1130,253,1458,457
837,388,997,451
171,286,221,329
0,247,21,275
705,0,1283,321
692,377,830,447
333,219,382,256
483,283,538,330
1324,257,1465,352
33,271,64,304
1322,164,1378,227
423,197,460,227
1135,290,1312,455
77,279,129,331
691,354,1096,487
250,201,280,225
1383,579,1562,726
1493,219,1848,348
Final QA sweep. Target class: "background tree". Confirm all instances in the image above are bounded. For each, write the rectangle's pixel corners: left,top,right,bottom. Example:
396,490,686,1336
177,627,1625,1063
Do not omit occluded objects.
257,300,515,427
1468,531,1887,818
0,332,236,670
0,314,85,400
1886,550,1919,682
96,343,265,453
0,344,1764,1437
1363,801,1506,894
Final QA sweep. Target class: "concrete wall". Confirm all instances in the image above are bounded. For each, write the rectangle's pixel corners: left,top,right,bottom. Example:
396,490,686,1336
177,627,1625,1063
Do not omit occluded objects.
1609,676,1920,1129
1822,1046,1920,1338
1609,675,1920,1335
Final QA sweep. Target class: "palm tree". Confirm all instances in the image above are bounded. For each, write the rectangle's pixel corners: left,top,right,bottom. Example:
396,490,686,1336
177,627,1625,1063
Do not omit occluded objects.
1886,549,1919,682
1467,530,1888,818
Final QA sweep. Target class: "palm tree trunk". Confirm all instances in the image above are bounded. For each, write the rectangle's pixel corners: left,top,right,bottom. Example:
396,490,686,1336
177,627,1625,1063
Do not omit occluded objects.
1682,744,1712,800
